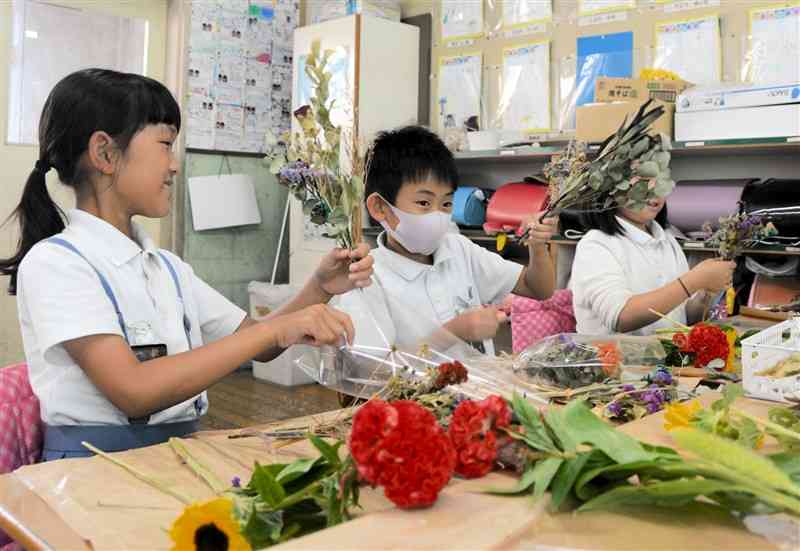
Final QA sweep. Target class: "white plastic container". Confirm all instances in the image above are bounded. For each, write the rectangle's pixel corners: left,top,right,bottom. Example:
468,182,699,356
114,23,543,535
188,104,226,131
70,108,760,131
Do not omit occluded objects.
467,130,500,151
741,318,800,403
248,281,315,386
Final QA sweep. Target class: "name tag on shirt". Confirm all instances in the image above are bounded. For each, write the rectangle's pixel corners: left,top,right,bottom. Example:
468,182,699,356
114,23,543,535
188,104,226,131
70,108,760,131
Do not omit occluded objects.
129,344,167,424
131,343,167,362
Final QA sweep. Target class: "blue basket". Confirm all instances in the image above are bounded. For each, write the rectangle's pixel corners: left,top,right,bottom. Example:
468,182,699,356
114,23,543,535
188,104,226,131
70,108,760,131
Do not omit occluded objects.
452,187,487,227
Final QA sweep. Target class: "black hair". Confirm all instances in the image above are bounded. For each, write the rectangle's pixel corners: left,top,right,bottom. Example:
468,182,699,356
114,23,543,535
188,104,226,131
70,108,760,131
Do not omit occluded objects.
364,125,459,207
579,203,670,236
0,68,181,294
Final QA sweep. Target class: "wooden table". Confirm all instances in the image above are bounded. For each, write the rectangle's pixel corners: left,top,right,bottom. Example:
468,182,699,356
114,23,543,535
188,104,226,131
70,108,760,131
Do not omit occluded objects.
0,393,790,550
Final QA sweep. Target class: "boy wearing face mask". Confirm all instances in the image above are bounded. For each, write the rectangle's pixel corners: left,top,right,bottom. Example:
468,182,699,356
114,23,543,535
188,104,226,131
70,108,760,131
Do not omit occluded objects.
332,126,557,353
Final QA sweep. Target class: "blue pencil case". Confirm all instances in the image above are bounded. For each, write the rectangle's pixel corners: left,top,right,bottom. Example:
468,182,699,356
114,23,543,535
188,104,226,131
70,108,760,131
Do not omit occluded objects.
453,187,487,227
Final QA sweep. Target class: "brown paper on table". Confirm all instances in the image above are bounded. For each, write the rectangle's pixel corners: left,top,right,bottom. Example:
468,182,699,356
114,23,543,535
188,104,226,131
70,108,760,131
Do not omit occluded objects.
0,398,786,550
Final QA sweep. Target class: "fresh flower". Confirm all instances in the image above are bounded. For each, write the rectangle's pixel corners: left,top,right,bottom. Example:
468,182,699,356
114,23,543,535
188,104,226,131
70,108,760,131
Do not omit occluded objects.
594,342,621,377
672,332,690,352
349,399,455,508
663,399,703,431
169,498,251,551
449,395,511,478
433,361,468,391
688,324,730,369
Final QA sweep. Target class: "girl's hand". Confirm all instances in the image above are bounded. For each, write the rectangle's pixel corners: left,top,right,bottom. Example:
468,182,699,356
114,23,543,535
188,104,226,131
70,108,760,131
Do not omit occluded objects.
450,306,507,342
685,259,736,293
314,242,374,296
273,304,355,348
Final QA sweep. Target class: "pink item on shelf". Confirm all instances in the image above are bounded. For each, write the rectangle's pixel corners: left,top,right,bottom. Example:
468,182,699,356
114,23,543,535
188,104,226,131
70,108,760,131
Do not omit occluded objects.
510,290,576,353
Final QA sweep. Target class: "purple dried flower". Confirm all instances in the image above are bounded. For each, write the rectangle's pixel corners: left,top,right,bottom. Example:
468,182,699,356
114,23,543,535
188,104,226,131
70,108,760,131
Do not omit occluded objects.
653,370,673,386
622,384,636,392
646,402,661,414
607,401,623,416
232,476,241,488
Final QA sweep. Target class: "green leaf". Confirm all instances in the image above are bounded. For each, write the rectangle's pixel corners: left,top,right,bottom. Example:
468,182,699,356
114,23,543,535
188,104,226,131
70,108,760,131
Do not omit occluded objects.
242,506,284,548
544,407,578,453
722,383,744,407
532,458,564,501
309,435,342,468
511,393,558,453
277,458,322,485
735,418,763,449
549,452,601,510
636,160,659,178
561,401,655,465
251,461,287,507
484,464,540,495
578,478,742,512
671,428,800,498
770,452,800,484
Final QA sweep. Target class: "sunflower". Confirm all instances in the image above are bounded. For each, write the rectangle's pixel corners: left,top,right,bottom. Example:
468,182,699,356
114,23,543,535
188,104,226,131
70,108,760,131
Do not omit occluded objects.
663,400,702,432
169,497,251,551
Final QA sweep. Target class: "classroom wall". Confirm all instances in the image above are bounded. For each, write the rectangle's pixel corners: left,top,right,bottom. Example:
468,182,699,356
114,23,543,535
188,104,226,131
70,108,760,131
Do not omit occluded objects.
399,0,790,136
181,153,290,312
0,1,170,366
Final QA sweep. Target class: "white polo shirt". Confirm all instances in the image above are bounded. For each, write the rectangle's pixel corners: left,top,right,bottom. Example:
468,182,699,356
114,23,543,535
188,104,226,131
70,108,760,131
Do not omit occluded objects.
569,216,689,336
332,232,523,352
17,209,246,426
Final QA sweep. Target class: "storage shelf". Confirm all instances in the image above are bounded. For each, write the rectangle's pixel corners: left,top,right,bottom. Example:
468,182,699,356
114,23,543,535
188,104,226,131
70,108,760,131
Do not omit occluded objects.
454,139,800,164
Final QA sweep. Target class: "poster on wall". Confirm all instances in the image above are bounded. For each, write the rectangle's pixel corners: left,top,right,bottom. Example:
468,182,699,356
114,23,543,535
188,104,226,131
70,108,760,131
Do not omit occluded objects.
500,41,550,132
655,15,721,85
185,0,299,153
437,53,482,131
747,4,800,84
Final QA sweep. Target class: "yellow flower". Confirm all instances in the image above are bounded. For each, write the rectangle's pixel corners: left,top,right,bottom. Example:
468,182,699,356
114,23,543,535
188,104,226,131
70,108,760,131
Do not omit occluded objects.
724,328,738,373
496,233,507,252
169,497,251,551
663,400,702,432
725,286,736,316
639,68,681,81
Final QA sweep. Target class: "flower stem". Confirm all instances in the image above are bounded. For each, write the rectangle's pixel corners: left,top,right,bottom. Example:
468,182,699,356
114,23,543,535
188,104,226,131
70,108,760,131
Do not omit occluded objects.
169,437,228,494
81,441,192,505
732,408,800,444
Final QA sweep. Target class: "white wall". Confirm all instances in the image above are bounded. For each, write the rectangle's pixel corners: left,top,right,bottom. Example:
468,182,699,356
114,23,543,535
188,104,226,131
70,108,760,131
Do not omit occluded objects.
0,0,170,365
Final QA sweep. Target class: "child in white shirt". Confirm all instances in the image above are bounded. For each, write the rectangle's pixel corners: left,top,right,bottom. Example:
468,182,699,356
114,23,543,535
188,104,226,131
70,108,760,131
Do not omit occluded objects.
334,126,558,353
570,199,734,336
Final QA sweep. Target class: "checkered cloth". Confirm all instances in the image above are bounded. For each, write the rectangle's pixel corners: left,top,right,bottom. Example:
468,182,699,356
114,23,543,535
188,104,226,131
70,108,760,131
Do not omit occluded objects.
0,363,42,549
510,290,576,353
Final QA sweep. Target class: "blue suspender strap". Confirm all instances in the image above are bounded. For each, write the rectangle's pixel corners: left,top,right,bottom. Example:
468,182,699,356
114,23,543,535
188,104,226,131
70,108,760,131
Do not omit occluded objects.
157,251,203,415
157,251,193,348
47,237,130,343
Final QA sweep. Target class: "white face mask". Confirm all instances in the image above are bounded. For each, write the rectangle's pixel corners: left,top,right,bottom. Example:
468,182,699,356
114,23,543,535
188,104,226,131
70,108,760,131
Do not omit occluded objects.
378,198,452,255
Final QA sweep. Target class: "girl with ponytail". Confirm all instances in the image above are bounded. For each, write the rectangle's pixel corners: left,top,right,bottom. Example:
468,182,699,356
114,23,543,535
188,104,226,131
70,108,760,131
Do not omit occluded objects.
1,69,373,459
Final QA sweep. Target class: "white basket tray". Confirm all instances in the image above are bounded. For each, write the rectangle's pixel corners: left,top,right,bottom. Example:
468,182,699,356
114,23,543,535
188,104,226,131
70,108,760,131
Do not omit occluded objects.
741,318,800,403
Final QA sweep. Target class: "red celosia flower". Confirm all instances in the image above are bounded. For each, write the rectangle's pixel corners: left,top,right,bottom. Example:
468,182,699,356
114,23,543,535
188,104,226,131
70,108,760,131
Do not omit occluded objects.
672,332,690,352
433,361,469,390
688,324,730,369
349,400,456,508
448,395,511,479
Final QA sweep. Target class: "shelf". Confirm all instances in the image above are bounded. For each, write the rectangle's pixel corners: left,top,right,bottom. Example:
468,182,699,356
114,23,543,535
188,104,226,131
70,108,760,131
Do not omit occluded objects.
454,139,800,164
548,236,800,257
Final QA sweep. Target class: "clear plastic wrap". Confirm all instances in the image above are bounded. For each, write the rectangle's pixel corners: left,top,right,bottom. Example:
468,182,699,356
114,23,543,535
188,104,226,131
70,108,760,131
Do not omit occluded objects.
513,333,667,389
294,286,550,402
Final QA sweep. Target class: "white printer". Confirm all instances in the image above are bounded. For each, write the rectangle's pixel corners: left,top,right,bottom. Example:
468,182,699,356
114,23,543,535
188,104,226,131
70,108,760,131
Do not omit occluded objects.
675,83,800,142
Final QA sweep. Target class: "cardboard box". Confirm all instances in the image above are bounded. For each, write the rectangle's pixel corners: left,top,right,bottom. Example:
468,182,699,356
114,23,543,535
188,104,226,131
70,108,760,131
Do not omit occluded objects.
595,77,691,104
576,99,674,143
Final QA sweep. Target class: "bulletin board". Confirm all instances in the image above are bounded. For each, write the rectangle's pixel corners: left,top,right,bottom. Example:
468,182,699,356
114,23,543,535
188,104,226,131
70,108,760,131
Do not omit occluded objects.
184,0,300,154
418,0,796,137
